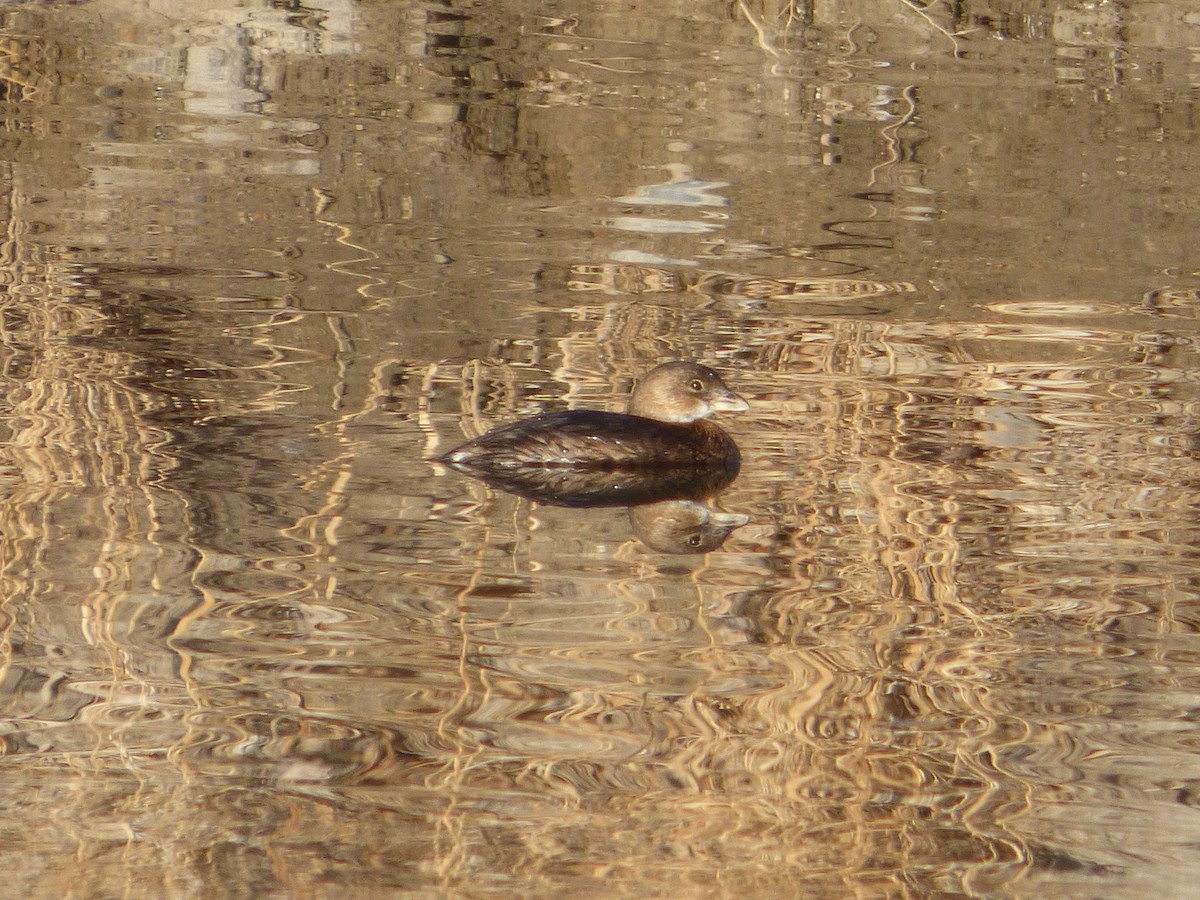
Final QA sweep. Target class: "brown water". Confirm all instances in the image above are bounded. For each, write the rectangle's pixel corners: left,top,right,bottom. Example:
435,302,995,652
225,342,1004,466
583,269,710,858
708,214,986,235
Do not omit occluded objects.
2,1,1200,896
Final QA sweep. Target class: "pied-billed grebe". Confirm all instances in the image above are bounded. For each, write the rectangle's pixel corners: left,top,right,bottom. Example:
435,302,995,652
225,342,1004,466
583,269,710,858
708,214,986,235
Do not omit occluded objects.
439,361,748,473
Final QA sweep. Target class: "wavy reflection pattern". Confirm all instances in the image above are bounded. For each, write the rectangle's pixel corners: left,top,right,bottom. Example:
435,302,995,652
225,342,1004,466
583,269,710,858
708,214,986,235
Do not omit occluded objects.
0,2,1199,899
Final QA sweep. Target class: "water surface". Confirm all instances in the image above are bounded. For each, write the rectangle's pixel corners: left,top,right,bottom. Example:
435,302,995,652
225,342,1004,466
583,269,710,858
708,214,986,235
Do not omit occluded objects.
1,1,1199,896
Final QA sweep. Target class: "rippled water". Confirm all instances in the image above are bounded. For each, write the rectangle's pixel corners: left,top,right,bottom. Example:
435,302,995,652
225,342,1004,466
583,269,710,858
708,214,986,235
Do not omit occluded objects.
2,1,1200,896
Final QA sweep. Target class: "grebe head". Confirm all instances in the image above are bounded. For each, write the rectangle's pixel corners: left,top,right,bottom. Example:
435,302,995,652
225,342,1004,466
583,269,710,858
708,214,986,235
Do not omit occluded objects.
627,361,749,423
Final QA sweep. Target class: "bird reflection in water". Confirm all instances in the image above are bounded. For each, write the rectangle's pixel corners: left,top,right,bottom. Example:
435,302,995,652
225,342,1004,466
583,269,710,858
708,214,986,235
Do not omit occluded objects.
439,361,750,553
629,500,748,554
444,460,748,553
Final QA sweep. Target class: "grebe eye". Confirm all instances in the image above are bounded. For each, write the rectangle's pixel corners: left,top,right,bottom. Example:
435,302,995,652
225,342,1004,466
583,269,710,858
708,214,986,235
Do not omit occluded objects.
687,533,702,547
689,379,704,392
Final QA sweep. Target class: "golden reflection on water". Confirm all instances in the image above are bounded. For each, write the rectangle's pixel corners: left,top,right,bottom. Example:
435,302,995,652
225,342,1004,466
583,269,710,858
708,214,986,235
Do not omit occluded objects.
1,1,1200,897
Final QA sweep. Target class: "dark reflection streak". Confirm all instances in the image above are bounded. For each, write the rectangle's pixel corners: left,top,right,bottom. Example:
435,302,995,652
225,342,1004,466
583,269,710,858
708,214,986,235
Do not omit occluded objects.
782,253,870,277
818,220,893,249
59,262,289,281
795,214,895,276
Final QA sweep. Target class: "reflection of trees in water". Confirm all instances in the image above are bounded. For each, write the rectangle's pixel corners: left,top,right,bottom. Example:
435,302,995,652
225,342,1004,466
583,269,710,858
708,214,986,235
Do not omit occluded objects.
1,1,1199,896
